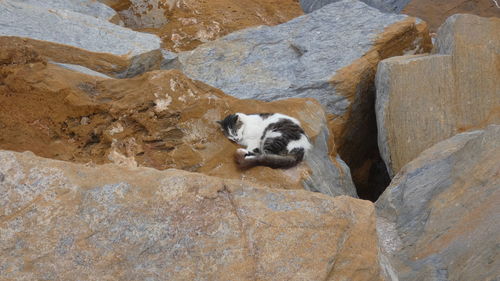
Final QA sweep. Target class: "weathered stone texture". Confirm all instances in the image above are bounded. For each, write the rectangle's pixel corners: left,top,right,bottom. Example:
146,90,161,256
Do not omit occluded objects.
0,0,161,78
376,14,500,177
0,150,381,280
0,40,356,197
376,125,500,280
115,0,303,52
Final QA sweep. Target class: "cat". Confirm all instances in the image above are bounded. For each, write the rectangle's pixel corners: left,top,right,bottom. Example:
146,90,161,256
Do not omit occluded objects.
217,113,312,169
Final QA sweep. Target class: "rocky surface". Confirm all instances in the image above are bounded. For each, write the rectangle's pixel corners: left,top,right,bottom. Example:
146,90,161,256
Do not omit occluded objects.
301,0,500,33
403,0,500,32
11,0,121,23
0,0,161,78
376,14,500,176
168,0,431,198
376,125,500,280
0,150,381,280
300,0,411,13
0,39,356,197
116,0,303,52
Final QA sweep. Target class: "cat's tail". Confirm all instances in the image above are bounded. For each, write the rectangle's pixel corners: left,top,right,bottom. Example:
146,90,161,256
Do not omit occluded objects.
234,149,303,169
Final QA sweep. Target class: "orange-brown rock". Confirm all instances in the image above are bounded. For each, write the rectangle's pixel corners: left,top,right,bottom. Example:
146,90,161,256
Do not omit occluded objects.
118,0,303,51
0,40,355,196
376,14,500,176
0,150,381,280
403,0,500,32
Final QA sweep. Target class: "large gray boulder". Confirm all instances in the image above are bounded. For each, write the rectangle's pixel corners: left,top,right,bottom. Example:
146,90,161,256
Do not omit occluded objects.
170,0,414,115
0,150,382,280
300,0,411,13
10,0,120,22
376,14,500,177
376,125,500,280
0,0,161,78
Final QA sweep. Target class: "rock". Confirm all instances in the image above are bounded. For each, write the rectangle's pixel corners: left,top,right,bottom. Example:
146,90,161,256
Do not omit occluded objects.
50,62,113,79
118,0,169,28
0,0,162,78
403,0,500,32
97,0,132,11
376,14,500,177
10,0,121,23
0,40,356,197
117,0,303,51
376,125,500,280
169,0,431,198
300,0,411,13
0,150,382,280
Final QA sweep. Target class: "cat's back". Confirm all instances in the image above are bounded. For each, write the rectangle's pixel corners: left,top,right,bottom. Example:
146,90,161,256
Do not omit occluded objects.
257,113,301,126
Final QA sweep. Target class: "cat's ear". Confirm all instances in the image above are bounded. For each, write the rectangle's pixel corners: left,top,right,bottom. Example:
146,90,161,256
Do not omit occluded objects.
216,120,223,127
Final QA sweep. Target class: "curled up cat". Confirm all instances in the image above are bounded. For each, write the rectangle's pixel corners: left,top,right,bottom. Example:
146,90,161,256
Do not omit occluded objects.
217,113,312,169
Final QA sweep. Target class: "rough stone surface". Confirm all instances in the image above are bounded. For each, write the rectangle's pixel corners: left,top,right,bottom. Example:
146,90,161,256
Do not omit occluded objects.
118,0,303,52
0,150,381,280
376,125,500,280
403,0,500,32
119,0,169,28
11,0,120,22
0,40,356,197
0,0,162,78
376,14,500,177
170,0,431,198
300,0,411,13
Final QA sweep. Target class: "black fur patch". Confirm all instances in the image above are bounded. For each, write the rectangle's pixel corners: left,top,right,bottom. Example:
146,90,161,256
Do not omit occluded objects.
218,114,242,137
261,119,304,141
258,113,273,119
261,119,305,155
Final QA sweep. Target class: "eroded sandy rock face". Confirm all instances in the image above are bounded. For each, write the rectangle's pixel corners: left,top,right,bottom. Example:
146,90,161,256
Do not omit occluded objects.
0,40,355,197
0,150,381,280
169,0,431,198
111,0,303,51
0,0,161,78
403,0,500,32
376,125,500,280
376,14,500,177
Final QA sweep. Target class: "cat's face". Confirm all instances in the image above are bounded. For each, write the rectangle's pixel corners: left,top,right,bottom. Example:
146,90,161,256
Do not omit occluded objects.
217,114,244,143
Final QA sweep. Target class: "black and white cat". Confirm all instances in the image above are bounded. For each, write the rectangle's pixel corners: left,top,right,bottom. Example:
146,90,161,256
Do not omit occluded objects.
217,113,312,169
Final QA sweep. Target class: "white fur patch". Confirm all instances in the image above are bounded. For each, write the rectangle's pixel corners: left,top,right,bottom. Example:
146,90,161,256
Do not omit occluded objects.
287,135,312,151
236,148,248,154
234,113,310,154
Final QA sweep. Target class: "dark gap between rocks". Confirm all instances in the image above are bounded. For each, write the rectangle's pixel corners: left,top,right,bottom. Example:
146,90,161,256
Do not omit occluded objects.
337,86,391,202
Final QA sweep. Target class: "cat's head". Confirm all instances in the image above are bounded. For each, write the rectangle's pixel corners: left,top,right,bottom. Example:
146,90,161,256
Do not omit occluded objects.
217,113,244,143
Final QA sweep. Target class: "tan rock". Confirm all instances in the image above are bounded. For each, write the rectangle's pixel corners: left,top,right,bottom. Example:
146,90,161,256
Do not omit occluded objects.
376,14,500,176
119,0,303,51
0,40,355,196
403,0,500,32
0,150,382,280
376,125,500,280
